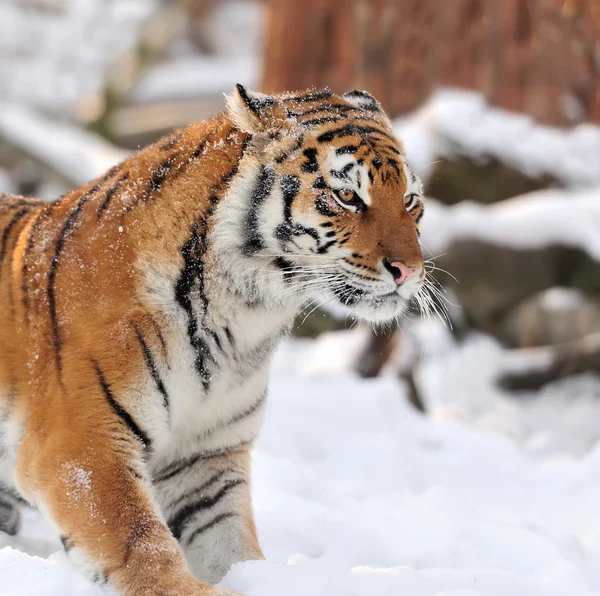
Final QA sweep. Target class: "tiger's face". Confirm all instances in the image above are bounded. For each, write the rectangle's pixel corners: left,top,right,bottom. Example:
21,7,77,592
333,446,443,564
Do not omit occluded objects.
219,85,425,324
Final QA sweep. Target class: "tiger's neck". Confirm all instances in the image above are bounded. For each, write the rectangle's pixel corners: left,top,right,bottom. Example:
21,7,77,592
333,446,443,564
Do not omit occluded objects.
135,116,300,354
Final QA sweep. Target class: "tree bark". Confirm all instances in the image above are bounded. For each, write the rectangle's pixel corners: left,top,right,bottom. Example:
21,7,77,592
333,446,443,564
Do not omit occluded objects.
262,0,600,126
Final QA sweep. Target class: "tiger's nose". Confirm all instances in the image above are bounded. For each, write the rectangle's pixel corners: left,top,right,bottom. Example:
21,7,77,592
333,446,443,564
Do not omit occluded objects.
382,258,420,285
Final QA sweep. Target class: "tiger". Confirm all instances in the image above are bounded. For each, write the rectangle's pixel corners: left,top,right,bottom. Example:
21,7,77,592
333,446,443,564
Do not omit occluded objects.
0,85,425,595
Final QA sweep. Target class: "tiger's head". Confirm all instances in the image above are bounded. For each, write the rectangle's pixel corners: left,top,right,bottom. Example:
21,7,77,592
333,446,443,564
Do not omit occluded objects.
215,85,425,324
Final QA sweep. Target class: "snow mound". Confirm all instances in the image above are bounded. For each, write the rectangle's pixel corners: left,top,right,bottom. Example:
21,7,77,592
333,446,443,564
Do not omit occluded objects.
2,339,600,595
0,104,128,187
0,547,107,595
420,188,600,259
395,89,600,187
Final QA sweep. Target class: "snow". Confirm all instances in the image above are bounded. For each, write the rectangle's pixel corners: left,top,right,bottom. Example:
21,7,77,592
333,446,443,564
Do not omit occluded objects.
395,89,600,187
2,337,600,595
415,326,600,460
0,0,155,116
130,0,263,104
394,90,600,264
0,104,128,186
420,189,600,260
0,168,15,195
131,54,259,104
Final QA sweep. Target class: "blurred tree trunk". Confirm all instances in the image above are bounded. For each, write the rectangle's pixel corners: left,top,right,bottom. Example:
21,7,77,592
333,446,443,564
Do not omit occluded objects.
262,0,600,127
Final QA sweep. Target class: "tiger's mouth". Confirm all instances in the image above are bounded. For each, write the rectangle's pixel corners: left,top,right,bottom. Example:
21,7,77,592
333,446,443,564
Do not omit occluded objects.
328,279,413,323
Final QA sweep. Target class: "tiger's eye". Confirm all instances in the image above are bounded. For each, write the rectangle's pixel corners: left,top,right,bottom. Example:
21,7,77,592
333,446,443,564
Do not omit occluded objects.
404,193,418,208
338,189,354,203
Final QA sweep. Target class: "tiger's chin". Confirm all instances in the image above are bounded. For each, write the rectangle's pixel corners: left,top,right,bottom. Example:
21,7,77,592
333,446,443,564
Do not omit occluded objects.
328,284,413,325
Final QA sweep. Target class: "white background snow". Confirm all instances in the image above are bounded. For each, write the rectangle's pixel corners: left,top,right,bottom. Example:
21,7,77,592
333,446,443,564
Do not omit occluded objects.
2,334,600,596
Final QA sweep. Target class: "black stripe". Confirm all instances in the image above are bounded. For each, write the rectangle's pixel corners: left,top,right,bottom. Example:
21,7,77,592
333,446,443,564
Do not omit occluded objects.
300,148,319,173
154,454,202,484
49,187,100,379
174,147,247,392
314,197,337,217
332,282,364,306
208,329,223,353
387,144,402,156
387,158,401,177
0,196,41,211
344,89,374,100
273,256,295,283
0,207,30,280
336,144,361,155
300,116,342,127
160,132,183,151
276,175,320,248
147,314,168,362
242,166,275,256
168,479,244,541
285,89,333,103
189,140,208,160
280,174,300,223
187,512,238,546
313,176,328,190
154,440,251,485
317,239,337,254
122,132,215,215
293,103,357,117
97,172,129,217
415,204,425,225
131,323,170,412
236,83,276,115
317,124,395,144
275,134,304,164
167,470,229,512
60,535,73,552
21,204,51,315
208,392,266,435
330,162,355,179
224,326,235,349
343,90,380,111
149,159,172,191
48,171,115,379
174,223,212,389
92,360,151,448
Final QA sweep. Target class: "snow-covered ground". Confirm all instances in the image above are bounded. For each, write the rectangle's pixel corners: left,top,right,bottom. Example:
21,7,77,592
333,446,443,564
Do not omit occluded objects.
2,336,600,596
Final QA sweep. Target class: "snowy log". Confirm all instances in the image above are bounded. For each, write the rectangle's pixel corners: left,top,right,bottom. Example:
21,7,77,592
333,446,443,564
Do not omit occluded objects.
0,105,128,188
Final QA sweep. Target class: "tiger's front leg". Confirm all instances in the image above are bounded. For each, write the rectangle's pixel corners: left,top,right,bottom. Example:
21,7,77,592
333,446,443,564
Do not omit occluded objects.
14,387,241,596
153,447,264,584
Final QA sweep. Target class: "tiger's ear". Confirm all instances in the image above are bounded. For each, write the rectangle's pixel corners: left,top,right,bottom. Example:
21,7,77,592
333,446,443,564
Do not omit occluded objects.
226,84,296,137
342,89,382,113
